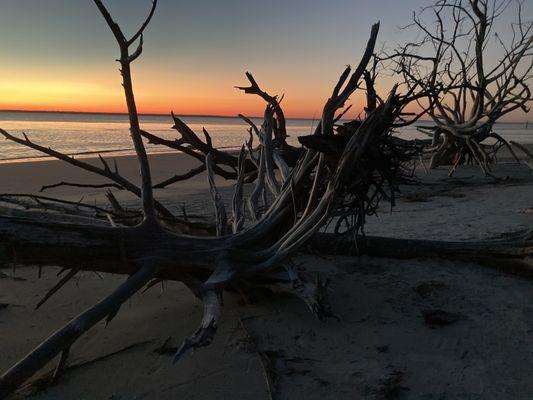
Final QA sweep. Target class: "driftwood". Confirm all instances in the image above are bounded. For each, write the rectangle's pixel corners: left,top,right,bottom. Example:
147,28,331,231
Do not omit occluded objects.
0,1,531,398
138,75,301,189
0,214,530,281
0,4,386,395
311,231,533,276
381,0,532,176
511,140,533,170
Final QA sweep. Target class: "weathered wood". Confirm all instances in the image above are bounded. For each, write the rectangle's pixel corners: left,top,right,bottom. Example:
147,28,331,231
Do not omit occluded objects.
236,72,289,145
0,262,157,399
311,232,533,276
206,153,228,236
0,8,387,396
382,0,532,175
0,214,232,280
2,213,531,282
94,0,158,223
231,146,247,233
35,268,79,310
0,129,176,222
511,141,533,169
173,289,221,362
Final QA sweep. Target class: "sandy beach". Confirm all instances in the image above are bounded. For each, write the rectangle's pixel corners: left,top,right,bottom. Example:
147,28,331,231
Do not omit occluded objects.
0,151,532,399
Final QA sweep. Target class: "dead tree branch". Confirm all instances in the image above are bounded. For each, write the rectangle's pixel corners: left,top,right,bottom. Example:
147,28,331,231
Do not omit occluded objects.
94,0,158,222
381,0,533,175
40,181,124,192
0,260,159,399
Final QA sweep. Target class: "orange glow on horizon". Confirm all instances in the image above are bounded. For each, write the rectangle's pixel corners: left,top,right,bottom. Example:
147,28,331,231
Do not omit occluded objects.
0,74,524,122
0,78,370,119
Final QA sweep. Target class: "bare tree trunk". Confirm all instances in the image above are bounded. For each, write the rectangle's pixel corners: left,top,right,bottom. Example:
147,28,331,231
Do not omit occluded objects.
311,232,533,276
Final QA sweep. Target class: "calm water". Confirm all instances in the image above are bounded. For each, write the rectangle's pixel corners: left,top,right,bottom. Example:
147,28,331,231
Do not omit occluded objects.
0,111,531,163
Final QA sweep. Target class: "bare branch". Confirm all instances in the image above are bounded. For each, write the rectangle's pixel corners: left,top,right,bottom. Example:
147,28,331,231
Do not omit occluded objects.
40,182,124,192
35,269,79,310
0,129,175,220
236,72,288,144
231,146,247,233
128,0,158,46
0,260,159,398
206,153,228,236
93,0,158,222
173,289,221,362
153,164,207,189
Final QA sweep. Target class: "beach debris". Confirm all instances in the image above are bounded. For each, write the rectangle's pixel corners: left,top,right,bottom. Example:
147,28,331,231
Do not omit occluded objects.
16,340,152,398
510,141,533,170
35,268,79,310
382,1,532,177
40,181,124,192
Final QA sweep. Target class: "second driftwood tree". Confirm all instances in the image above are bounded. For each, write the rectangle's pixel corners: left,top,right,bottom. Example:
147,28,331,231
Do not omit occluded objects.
381,0,532,175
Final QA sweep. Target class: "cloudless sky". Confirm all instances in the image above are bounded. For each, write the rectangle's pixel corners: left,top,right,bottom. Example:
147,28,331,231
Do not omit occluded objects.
0,0,530,120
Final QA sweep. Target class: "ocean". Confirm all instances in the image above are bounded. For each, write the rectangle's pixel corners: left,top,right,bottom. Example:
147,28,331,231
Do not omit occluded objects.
0,111,531,163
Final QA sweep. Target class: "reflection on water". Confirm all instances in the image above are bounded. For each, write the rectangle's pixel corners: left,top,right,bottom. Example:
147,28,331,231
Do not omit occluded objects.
0,111,531,163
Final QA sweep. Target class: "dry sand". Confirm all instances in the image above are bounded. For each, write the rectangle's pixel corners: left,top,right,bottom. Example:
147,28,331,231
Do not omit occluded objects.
1,152,533,399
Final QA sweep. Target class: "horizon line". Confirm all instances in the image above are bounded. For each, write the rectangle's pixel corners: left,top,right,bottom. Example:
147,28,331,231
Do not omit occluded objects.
0,108,316,121
0,108,529,124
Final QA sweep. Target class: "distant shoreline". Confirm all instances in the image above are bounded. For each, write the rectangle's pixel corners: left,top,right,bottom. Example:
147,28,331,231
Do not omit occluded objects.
0,109,529,125
0,109,310,122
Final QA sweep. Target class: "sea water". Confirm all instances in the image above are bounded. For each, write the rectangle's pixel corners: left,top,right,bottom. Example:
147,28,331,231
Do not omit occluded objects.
0,111,531,163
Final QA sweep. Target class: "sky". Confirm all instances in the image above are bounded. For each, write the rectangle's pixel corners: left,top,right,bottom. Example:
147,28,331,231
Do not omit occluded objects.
0,0,531,121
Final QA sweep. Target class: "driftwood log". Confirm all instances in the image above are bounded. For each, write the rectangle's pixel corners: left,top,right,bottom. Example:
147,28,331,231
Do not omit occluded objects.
381,0,532,176
0,3,381,394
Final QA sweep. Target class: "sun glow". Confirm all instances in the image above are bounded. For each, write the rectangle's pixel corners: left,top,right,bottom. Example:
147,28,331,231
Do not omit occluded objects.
0,74,372,119
0,79,123,113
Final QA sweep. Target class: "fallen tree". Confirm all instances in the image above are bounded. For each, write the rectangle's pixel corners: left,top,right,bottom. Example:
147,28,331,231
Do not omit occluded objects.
380,0,532,176
0,1,531,399
312,231,533,276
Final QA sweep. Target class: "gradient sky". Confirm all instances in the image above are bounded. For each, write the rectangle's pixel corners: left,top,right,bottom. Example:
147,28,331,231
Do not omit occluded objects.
0,0,531,120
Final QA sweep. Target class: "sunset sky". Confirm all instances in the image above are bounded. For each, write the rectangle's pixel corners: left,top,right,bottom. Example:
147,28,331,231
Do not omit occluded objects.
0,0,530,120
